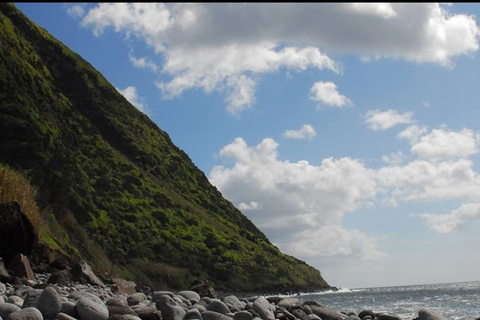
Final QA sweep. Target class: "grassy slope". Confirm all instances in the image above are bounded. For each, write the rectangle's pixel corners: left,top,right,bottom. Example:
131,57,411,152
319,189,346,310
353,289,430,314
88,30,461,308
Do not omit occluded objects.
0,3,329,291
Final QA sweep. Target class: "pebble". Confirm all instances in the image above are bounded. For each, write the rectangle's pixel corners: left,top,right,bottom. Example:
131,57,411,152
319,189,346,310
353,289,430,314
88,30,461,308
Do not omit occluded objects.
37,286,62,319
76,296,109,320
5,307,43,320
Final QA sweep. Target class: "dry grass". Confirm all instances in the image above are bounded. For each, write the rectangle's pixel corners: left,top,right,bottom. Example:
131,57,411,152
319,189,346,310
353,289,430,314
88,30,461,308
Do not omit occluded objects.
0,163,45,233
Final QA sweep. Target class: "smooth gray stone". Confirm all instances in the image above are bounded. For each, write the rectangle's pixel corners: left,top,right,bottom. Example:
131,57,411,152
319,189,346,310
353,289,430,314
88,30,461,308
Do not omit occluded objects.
233,311,253,320
108,305,136,316
201,298,212,305
173,297,190,308
127,294,146,306
183,309,202,320
347,316,360,320
291,309,309,320
222,296,244,312
106,298,128,307
252,298,275,320
14,288,33,301
177,292,200,303
56,313,77,320
152,292,174,302
109,315,144,320
207,300,229,315
302,301,325,308
309,306,347,320
123,316,143,320
6,297,23,308
191,304,206,312
5,307,43,320
276,307,295,320
307,314,321,320
358,310,375,319
22,290,43,308
302,305,312,315
156,296,186,320
0,303,21,319
377,315,401,320
69,292,104,305
277,298,299,309
37,287,62,319
0,297,4,305
130,304,160,320
418,309,447,320
201,311,232,320
0,282,6,293
76,296,108,320
60,301,77,318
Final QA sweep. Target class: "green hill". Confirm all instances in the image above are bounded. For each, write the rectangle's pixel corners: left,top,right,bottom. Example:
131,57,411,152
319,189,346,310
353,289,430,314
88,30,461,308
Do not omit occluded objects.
0,3,329,292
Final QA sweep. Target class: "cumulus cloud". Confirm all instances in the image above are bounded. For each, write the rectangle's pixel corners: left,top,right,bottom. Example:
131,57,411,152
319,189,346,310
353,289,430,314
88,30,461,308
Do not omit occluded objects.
129,55,159,72
283,124,317,140
397,124,429,143
237,201,259,211
117,86,146,112
410,128,480,160
209,137,381,260
413,203,480,233
67,4,85,19
310,82,352,108
365,109,414,131
80,3,479,113
382,151,407,166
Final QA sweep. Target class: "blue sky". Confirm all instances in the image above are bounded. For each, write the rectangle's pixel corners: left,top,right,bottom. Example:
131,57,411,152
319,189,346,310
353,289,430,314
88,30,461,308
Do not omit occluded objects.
15,3,480,288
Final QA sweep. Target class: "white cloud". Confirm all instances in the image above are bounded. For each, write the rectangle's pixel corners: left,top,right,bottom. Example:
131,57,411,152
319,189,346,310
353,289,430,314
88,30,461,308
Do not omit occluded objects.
283,124,317,140
365,109,414,131
117,86,146,112
310,81,352,108
237,201,259,211
210,137,381,260
397,124,429,143
410,128,479,160
377,159,480,203
67,5,85,19
80,3,480,113
413,203,480,233
382,150,407,166
129,55,159,72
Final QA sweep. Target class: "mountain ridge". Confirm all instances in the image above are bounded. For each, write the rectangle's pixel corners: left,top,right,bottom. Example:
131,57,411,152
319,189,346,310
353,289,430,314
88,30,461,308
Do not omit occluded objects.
0,3,329,292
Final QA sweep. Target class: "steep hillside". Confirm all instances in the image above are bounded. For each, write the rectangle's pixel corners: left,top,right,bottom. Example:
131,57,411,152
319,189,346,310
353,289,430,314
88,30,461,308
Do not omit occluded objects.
0,3,329,291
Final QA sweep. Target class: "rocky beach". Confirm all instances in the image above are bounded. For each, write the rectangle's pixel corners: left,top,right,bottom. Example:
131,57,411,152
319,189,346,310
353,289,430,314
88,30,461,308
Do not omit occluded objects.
0,256,462,320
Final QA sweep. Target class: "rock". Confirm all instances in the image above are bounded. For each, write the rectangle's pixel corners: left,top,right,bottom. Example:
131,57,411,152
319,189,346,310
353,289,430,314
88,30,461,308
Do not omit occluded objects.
302,301,325,308
0,202,37,263
0,258,9,279
156,295,186,320
106,298,128,307
307,314,322,320
107,305,136,316
47,270,72,287
0,297,4,304
417,308,447,320
60,301,77,318
309,305,347,320
347,316,360,320
358,310,375,319
207,300,230,315
57,313,78,320
7,254,34,281
6,297,23,308
302,305,312,315
252,297,275,320
183,309,202,320
377,315,401,320
112,279,137,296
188,280,216,299
276,307,295,320
69,292,104,305
0,303,21,319
277,298,299,310
233,311,253,320
201,311,232,320
291,309,309,320
222,296,244,312
130,305,160,320
23,289,43,308
36,286,62,319
191,304,206,312
127,293,146,306
76,296,109,320
177,291,200,303
109,316,143,320
15,287,34,300
152,291,174,302
5,307,43,320
71,260,105,287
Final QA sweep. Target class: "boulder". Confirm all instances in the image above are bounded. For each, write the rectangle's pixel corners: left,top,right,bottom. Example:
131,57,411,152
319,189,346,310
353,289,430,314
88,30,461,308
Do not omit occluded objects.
0,303,21,319
358,310,375,319
112,279,137,295
7,254,34,281
0,258,9,279
5,307,43,320
277,298,299,310
201,311,232,320
206,300,230,315
47,270,72,287
377,315,401,320
155,295,186,320
252,297,275,320
60,301,77,318
0,202,37,263
36,286,62,319
130,305,160,320
76,296,109,320
127,293,146,306
188,280,216,299
22,289,43,308
222,296,244,312
71,260,105,287
177,291,200,303
309,305,347,320
233,311,253,320
57,313,78,320
417,308,447,320
183,309,202,320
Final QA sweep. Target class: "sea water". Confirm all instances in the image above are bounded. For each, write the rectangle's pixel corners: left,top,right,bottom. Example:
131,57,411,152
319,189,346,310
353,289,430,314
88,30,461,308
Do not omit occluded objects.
296,281,480,319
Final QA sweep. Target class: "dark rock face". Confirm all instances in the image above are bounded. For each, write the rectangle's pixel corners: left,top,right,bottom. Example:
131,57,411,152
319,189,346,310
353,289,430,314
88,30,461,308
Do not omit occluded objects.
7,253,35,281
0,257,9,278
189,280,216,299
0,201,37,263
71,260,105,287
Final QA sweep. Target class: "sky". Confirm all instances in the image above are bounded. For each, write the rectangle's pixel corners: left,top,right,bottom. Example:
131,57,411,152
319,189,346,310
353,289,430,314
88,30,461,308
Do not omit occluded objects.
14,3,480,289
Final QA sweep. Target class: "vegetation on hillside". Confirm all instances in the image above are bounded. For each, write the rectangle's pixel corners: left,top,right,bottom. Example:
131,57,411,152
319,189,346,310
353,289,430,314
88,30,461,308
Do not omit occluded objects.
0,3,329,291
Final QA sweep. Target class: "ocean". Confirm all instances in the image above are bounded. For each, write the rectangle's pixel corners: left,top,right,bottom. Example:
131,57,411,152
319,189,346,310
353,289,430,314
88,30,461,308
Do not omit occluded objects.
296,281,480,319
